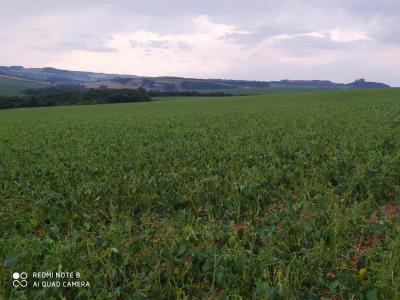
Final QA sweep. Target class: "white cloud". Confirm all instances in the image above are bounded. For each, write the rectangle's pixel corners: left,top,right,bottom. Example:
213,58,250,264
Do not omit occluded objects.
266,29,370,44
327,29,369,42
45,16,251,77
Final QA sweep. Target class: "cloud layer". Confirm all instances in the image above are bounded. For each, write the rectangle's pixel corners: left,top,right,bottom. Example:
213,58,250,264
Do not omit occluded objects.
1,0,399,85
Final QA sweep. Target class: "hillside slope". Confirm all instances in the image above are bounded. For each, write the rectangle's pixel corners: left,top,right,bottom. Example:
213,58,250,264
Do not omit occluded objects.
0,66,391,93
0,75,49,96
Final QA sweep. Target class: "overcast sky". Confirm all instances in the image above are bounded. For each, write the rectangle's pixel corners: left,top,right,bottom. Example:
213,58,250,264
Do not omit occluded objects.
1,0,399,85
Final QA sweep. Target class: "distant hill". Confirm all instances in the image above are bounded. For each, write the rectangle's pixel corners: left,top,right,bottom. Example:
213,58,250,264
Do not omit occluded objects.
346,79,390,89
0,75,49,96
0,66,136,85
0,66,391,95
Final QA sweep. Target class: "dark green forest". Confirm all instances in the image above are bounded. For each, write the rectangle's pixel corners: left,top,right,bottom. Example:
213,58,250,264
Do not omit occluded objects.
0,86,231,109
0,87,150,109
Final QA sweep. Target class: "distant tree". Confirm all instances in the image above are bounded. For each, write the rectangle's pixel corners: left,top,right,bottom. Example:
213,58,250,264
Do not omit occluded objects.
0,87,151,110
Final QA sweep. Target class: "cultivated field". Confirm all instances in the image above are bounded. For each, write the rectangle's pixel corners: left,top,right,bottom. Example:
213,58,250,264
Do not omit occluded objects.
1,89,400,299
0,76,48,97
197,86,324,96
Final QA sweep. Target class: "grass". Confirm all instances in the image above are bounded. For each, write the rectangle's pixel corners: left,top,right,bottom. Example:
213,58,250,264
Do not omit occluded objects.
1,89,400,299
0,76,48,97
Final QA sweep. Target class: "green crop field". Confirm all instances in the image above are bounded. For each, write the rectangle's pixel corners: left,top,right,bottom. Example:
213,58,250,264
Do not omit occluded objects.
197,86,327,95
1,89,400,299
0,76,48,97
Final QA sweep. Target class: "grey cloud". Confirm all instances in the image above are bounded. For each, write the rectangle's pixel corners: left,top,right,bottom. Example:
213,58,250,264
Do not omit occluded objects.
54,35,117,52
5,0,400,20
176,42,192,50
56,43,117,53
147,40,170,49
275,36,363,52
335,0,400,17
368,16,400,46
143,49,153,56
221,32,265,45
222,24,307,46
1,0,399,85
27,33,118,53
129,40,140,48
4,0,400,47
7,0,388,21
130,39,192,51
130,40,170,49
146,40,192,50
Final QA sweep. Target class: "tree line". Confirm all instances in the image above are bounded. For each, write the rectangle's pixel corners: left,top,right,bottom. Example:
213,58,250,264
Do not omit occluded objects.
0,86,150,109
0,86,232,110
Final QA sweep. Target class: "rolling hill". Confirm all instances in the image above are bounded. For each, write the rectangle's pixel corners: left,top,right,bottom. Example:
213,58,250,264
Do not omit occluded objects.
0,66,391,95
0,75,49,96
